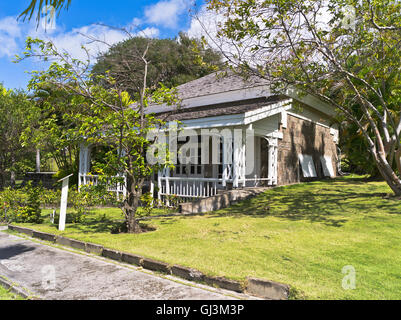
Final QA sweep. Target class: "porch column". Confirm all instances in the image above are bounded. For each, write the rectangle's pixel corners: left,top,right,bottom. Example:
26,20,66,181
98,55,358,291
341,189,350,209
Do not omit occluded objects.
222,129,233,187
266,137,278,185
78,143,91,189
233,129,246,188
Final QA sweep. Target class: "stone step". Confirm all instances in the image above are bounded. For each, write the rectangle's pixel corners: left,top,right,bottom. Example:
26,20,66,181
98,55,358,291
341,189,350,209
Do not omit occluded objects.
179,187,269,214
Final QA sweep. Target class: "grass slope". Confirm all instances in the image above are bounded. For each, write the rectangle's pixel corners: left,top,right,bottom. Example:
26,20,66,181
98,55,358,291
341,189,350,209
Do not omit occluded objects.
14,175,401,299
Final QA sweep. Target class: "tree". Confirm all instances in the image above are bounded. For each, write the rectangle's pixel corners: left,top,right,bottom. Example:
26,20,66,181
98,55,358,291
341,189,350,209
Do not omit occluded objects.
206,0,401,195
92,33,223,95
17,35,177,233
0,86,36,188
21,85,82,183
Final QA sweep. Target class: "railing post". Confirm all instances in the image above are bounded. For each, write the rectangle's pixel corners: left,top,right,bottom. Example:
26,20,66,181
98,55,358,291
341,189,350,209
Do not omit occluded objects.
165,176,170,207
158,173,162,203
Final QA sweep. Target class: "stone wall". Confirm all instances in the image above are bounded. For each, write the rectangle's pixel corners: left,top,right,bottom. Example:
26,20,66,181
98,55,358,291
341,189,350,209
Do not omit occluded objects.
277,113,338,186
22,172,58,189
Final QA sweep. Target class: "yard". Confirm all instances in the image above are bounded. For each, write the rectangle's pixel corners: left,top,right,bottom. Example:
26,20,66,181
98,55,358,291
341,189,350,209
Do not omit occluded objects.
11,175,401,299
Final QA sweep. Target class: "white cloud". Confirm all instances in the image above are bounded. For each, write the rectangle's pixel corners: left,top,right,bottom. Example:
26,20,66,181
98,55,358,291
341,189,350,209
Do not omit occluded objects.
0,14,161,63
187,6,237,59
138,27,160,38
0,16,22,58
145,0,191,29
46,25,160,61
187,6,223,41
48,24,128,61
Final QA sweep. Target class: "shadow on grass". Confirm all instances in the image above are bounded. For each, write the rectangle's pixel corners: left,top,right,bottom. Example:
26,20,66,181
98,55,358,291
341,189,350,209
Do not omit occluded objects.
38,177,398,232
43,215,124,234
204,178,398,227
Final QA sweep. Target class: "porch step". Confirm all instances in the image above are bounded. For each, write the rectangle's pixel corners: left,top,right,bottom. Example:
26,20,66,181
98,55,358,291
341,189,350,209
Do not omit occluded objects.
179,187,269,215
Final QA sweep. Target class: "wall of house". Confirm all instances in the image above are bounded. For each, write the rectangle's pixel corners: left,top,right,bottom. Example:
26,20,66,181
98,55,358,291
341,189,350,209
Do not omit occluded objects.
277,110,338,186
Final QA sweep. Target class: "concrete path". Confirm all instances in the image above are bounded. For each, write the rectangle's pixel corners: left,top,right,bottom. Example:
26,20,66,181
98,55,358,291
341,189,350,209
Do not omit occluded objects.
0,229,249,300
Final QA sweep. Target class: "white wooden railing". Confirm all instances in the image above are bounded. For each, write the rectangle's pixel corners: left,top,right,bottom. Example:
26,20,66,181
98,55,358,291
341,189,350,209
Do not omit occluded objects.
157,177,222,204
78,174,127,198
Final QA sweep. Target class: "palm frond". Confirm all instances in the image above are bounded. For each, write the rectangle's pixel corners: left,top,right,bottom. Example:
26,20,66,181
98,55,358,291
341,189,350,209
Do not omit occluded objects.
18,0,71,23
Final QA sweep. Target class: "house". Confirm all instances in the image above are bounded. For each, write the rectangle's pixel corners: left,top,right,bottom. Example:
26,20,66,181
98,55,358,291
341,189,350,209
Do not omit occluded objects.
78,71,339,203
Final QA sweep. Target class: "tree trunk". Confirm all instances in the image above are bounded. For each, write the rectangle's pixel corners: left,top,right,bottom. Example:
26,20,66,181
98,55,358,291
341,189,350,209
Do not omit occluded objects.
375,152,401,196
124,186,143,233
10,154,15,187
10,171,15,188
0,168,5,190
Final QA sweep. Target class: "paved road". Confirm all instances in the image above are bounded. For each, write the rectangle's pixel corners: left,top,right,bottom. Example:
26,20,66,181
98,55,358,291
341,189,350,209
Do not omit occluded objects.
0,229,248,300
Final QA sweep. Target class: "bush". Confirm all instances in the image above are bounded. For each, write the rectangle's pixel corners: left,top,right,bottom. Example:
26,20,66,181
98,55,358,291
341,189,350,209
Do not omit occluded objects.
52,210,85,224
39,188,61,208
0,182,42,223
0,180,122,224
140,192,154,217
0,188,26,223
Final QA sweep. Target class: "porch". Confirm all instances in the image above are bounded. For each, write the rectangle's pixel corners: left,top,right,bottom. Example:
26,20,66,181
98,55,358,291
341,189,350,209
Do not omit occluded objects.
156,132,279,204
78,132,280,204
77,99,292,204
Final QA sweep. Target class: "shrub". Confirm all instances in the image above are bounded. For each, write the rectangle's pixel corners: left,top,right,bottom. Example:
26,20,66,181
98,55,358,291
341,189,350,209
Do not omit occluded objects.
0,187,27,223
20,182,43,223
0,182,43,223
140,192,154,217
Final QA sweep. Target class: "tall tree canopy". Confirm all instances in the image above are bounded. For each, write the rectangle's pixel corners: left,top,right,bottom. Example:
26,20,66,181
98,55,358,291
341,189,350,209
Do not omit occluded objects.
0,85,36,188
206,0,401,195
18,35,180,233
21,84,82,181
91,33,223,95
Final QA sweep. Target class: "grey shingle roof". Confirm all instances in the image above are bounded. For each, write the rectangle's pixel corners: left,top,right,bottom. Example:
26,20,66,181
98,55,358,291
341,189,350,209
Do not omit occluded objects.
175,70,270,100
144,70,273,119
158,96,283,122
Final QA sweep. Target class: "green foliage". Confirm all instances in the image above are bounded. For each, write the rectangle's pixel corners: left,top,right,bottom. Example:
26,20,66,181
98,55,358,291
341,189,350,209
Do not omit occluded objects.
0,182,42,223
139,192,154,217
92,33,223,95
164,194,180,211
0,85,36,188
19,0,71,23
20,85,80,178
15,177,401,299
0,188,27,223
23,182,42,223
16,36,181,233
206,0,401,193
39,188,61,207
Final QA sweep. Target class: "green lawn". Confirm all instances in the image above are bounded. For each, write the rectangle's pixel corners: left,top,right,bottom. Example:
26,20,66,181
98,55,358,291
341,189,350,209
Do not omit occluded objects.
13,175,401,299
0,286,24,300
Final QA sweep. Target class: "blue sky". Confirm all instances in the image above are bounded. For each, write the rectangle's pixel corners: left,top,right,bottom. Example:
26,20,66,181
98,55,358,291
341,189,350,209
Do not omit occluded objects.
0,0,207,90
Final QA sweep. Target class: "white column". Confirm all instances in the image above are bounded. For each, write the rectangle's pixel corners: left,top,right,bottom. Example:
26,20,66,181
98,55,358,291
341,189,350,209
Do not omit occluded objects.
266,137,278,185
222,129,233,187
79,143,91,189
233,129,246,188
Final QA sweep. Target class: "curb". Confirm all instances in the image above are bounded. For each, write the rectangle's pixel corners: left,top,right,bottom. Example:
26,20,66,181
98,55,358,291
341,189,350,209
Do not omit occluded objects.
245,277,290,300
0,276,38,300
6,224,290,300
